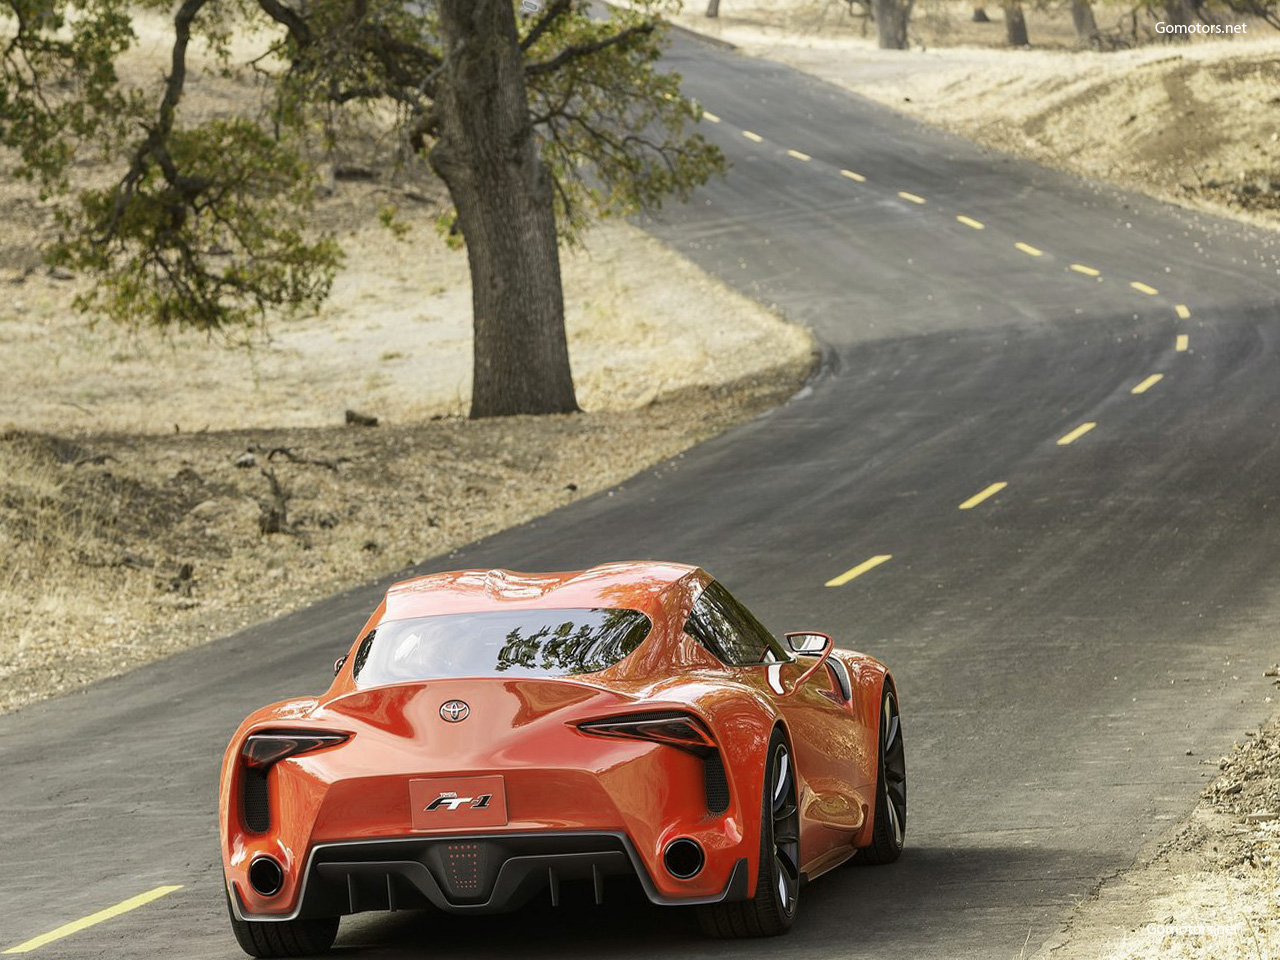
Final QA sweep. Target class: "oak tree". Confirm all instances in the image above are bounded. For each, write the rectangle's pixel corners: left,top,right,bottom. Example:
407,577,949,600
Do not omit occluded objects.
1,0,725,417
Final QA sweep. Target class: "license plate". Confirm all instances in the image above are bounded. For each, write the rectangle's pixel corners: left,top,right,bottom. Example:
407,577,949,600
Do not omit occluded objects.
409,775,508,830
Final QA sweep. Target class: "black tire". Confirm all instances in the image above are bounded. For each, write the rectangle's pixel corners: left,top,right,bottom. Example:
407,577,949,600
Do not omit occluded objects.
858,685,906,865
226,887,339,958
698,728,800,937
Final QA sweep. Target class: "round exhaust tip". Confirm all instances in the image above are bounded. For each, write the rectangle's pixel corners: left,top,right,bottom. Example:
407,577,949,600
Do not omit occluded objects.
248,856,284,897
663,838,705,880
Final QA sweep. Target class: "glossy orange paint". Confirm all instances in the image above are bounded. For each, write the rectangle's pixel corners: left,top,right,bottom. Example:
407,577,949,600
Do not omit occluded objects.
219,561,895,921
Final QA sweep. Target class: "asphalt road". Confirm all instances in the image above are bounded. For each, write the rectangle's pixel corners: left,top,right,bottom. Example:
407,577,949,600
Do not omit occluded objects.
4,30,1280,960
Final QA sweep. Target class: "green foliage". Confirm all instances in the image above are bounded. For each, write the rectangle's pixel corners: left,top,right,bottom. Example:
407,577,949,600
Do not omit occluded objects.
2,0,724,337
523,2,727,242
378,203,411,238
0,0,148,194
50,118,340,335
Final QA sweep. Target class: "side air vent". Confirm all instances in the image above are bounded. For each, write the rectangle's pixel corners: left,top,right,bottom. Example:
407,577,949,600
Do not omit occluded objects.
243,767,271,833
703,751,730,814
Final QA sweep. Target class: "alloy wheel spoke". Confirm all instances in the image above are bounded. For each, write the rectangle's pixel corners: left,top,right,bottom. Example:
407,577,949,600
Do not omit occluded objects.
776,855,800,889
773,751,790,805
879,694,907,849
890,783,911,814
769,742,800,915
887,794,903,844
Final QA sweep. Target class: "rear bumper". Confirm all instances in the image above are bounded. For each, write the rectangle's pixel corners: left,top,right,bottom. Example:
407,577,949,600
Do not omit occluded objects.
229,831,749,921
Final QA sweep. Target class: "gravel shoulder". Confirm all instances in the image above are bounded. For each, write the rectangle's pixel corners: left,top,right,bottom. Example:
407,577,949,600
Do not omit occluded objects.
1035,705,1280,960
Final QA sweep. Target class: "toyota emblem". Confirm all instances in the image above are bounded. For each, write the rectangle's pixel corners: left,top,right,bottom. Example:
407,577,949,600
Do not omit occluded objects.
440,700,470,723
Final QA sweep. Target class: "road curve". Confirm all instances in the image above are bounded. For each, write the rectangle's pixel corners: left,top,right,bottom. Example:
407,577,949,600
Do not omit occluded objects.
3,31,1280,960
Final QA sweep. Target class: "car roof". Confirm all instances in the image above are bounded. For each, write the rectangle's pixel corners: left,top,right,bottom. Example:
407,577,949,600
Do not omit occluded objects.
379,561,707,623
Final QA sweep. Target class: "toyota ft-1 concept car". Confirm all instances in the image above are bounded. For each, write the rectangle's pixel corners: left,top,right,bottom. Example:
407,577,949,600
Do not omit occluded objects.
219,561,906,956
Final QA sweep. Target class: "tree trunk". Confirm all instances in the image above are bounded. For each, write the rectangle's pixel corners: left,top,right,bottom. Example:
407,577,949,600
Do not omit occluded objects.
1070,0,1098,44
1162,0,1194,33
1003,0,1028,45
706,0,721,16
429,0,578,419
972,5,991,21
871,0,912,49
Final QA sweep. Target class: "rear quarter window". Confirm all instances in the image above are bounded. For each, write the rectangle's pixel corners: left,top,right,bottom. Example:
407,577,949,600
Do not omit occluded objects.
684,581,788,667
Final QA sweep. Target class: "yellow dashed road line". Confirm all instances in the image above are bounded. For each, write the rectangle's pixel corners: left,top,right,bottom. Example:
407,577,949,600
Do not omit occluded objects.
4,886,183,954
1014,242,1043,257
786,149,811,162
702,111,721,123
742,130,763,143
1057,422,1097,446
1130,281,1159,296
1070,264,1100,277
1176,334,1189,352
1131,374,1164,395
1175,304,1191,319
956,215,985,230
825,554,893,588
898,191,926,205
958,482,1008,511
840,169,866,183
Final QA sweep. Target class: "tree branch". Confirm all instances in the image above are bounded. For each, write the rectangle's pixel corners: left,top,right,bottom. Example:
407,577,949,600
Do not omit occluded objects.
96,0,212,246
524,22,654,77
520,0,572,51
257,0,312,48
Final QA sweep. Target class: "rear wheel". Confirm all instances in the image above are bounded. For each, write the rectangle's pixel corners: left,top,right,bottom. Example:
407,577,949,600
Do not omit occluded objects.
698,728,800,937
226,887,338,958
859,686,906,864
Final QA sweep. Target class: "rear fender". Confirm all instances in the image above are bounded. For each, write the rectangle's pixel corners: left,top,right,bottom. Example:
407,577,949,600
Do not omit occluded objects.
218,697,334,915
840,657,895,848
684,685,785,900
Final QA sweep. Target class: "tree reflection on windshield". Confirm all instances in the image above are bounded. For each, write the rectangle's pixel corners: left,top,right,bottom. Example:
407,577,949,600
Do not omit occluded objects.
352,607,652,685
494,608,644,674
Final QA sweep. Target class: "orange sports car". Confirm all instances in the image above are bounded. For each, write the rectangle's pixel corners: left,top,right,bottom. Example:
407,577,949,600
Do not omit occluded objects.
219,561,906,957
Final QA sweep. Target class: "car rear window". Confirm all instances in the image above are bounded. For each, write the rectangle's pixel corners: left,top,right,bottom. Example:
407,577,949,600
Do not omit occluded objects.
351,607,652,686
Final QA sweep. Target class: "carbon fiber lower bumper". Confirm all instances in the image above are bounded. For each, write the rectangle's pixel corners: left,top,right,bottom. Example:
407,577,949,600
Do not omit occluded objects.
230,831,749,921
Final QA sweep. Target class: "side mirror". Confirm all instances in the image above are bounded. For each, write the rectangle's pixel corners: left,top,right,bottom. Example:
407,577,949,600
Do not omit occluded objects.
785,631,832,655
333,655,348,677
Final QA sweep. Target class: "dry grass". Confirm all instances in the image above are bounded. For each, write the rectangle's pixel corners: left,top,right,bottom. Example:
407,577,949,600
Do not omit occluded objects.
0,209,809,432
852,40,1280,227
0,184,814,713
0,363,813,715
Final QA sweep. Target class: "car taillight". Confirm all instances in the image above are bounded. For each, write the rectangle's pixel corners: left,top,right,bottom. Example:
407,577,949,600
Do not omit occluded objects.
241,730,349,770
577,712,715,754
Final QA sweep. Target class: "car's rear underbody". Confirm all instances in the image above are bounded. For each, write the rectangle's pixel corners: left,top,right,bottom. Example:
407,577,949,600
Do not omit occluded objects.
228,830,750,921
